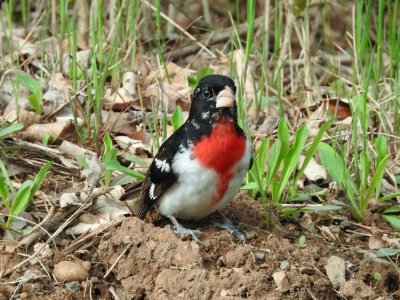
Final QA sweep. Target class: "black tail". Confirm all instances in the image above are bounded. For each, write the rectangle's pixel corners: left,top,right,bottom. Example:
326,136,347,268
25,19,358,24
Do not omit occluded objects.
120,181,143,201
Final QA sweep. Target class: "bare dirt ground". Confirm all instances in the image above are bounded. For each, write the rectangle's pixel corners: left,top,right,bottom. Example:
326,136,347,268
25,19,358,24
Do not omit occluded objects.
1,192,399,300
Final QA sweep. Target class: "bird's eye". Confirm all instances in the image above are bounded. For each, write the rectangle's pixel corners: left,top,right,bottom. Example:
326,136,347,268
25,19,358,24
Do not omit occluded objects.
203,88,212,99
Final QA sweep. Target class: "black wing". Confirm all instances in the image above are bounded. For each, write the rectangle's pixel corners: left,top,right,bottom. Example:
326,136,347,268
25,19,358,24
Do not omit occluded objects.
121,124,193,219
136,142,179,219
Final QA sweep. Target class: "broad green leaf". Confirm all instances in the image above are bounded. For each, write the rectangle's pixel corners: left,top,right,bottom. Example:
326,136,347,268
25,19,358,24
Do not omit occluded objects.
257,138,269,169
187,76,197,88
366,154,389,203
379,191,400,202
16,71,43,115
318,142,360,219
278,125,308,197
29,161,52,201
9,180,34,217
113,175,137,186
374,135,388,165
353,94,368,133
196,67,213,82
240,182,259,190
266,140,282,187
171,106,184,132
0,123,24,139
288,193,311,201
270,179,280,203
383,206,400,213
41,133,51,145
278,117,290,157
376,247,400,257
103,132,113,151
0,160,14,194
76,155,90,169
381,215,400,231
6,183,33,227
318,142,347,183
102,133,117,163
0,174,9,208
126,156,146,167
105,160,145,180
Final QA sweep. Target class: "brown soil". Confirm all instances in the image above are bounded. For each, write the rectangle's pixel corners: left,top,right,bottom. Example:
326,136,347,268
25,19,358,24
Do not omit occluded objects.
1,193,399,300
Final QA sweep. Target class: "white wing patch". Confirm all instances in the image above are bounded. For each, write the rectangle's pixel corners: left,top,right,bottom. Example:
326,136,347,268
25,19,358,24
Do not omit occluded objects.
155,158,171,172
201,111,210,119
149,183,156,199
191,119,200,129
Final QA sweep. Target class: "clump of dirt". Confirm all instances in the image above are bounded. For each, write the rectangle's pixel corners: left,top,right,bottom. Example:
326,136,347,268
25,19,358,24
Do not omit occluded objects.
95,193,399,299
1,193,399,299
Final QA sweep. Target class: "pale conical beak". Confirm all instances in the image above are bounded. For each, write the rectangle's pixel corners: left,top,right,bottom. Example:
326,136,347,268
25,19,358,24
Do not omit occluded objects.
216,86,236,108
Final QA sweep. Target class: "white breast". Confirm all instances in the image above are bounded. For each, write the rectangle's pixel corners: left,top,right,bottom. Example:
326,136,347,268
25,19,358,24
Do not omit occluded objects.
156,141,252,220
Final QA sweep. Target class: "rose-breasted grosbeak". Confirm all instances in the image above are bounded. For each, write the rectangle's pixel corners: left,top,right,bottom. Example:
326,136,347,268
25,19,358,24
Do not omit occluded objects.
121,75,252,242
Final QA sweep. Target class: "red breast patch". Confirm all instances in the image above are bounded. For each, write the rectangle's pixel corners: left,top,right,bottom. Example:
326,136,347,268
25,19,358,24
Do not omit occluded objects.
193,118,246,202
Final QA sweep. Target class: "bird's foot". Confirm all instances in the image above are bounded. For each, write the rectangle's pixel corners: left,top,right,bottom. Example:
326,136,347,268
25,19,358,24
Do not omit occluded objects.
173,226,202,243
213,213,245,242
167,215,202,243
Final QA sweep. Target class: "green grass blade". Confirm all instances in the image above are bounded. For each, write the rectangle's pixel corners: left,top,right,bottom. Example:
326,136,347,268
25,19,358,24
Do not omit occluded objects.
7,180,34,227
366,154,389,203
318,142,360,220
359,150,370,203
16,71,43,115
0,173,10,208
278,117,290,155
381,214,400,231
30,161,52,200
277,125,308,198
105,160,145,180
374,135,388,166
295,119,334,183
266,140,282,187
0,160,14,194
379,191,400,202
0,123,24,139
171,106,184,132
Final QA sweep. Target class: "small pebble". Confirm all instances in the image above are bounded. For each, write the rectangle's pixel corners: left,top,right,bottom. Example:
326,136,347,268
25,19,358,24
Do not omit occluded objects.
53,261,89,282
280,260,290,270
20,292,28,299
244,231,257,240
65,281,81,293
325,256,346,289
253,252,265,262
272,271,290,292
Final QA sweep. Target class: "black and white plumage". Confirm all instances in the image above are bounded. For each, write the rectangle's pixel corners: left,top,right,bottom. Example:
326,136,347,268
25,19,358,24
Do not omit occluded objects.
121,75,252,241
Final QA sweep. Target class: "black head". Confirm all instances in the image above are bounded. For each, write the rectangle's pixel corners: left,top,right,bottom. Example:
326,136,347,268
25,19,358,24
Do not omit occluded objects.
188,74,237,121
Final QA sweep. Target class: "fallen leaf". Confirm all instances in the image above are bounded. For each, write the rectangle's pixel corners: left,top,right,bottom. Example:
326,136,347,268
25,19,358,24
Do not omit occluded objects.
233,49,257,103
368,232,387,250
325,255,346,289
298,155,327,183
103,87,138,111
101,110,137,135
115,135,151,156
326,98,351,120
21,121,76,142
123,72,138,95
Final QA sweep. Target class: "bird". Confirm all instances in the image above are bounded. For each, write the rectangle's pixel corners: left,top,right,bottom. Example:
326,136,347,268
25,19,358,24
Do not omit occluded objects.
120,74,252,242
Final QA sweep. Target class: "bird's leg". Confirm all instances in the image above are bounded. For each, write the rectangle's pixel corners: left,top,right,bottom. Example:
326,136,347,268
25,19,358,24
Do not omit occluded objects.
167,215,202,243
213,212,245,242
